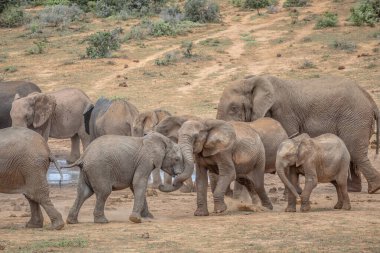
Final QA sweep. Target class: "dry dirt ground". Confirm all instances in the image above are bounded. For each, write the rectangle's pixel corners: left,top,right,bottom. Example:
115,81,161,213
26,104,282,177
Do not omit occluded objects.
1,0,380,252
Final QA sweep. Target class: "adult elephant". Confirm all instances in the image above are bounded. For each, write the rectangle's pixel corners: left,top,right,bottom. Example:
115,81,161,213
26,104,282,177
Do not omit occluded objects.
132,109,172,188
10,88,92,163
83,97,139,141
216,75,380,193
158,119,273,215
0,81,41,129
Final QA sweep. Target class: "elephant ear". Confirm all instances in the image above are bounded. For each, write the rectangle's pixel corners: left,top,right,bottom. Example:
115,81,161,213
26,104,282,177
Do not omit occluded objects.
246,76,274,120
154,109,171,124
296,138,313,167
202,119,236,157
33,94,56,128
83,103,94,135
155,116,190,142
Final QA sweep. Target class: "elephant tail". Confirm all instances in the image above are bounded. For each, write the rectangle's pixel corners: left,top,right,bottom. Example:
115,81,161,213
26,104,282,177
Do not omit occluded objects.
61,159,84,169
375,108,379,155
49,155,64,188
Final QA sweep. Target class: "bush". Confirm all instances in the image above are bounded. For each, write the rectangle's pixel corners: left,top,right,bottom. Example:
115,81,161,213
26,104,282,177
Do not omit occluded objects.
27,40,46,55
150,19,177,36
43,0,71,5
299,60,316,69
349,0,380,26
181,40,193,58
315,12,338,29
184,0,220,23
331,40,357,52
283,0,308,7
160,5,184,23
39,4,83,28
244,0,270,14
155,51,178,65
0,5,25,27
86,28,122,58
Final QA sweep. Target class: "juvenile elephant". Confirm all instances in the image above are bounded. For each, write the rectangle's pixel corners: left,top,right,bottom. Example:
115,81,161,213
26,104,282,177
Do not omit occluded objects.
217,75,380,194
0,127,64,230
276,133,351,212
10,88,92,163
0,81,41,129
65,132,184,224
132,109,172,188
159,119,273,215
83,97,139,141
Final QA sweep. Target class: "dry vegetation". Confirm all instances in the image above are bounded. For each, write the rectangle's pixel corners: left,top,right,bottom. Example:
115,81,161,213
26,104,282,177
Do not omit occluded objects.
1,0,380,252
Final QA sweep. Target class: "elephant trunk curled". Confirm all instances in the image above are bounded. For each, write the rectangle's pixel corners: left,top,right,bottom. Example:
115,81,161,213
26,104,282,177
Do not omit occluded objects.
276,159,299,198
159,134,194,192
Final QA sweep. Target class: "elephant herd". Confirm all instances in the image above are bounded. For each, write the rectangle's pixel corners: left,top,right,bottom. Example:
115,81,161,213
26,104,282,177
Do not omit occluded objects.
0,74,379,230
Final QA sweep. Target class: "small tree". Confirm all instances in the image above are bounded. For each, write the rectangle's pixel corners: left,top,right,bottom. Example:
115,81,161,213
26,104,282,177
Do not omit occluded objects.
244,0,270,15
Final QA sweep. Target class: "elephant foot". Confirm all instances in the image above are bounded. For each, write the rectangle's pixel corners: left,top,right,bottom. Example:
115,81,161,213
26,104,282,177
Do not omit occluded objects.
214,202,227,214
26,221,43,229
342,202,351,210
179,184,193,193
300,203,311,212
285,206,296,212
129,213,142,223
334,201,343,209
94,215,109,224
194,207,209,216
51,218,65,230
141,209,154,219
66,215,79,224
225,187,233,198
348,184,362,192
262,202,273,210
368,180,380,194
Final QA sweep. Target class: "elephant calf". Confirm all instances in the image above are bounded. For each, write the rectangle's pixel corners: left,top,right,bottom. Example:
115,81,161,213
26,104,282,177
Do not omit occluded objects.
65,132,184,224
276,133,351,212
0,127,64,230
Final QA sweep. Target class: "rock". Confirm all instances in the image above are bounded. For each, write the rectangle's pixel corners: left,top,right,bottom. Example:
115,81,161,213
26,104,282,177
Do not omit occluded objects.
13,204,21,211
338,66,345,70
277,53,282,57
116,75,121,78
269,187,277,193
270,196,279,203
119,82,128,87
20,213,31,217
181,72,188,75
9,214,16,217
0,243,5,250
133,59,139,63
185,82,191,86
124,64,129,68
278,187,285,191
140,232,150,239
325,195,332,200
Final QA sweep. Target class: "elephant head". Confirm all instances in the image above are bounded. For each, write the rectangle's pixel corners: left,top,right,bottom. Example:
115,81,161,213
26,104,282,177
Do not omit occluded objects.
10,93,56,136
155,115,201,142
159,119,236,192
216,76,275,122
276,133,310,198
132,109,171,137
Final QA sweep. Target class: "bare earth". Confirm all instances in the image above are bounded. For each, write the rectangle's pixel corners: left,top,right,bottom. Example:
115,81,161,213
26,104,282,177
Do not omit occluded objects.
1,0,380,252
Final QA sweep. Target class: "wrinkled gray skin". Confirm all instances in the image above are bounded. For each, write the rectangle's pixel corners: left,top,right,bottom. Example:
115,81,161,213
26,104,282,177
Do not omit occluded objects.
83,97,139,142
276,133,351,212
66,132,184,224
217,75,380,194
0,127,64,230
158,119,273,215
11,88,92,163
0,81,41,129
132,109,172,188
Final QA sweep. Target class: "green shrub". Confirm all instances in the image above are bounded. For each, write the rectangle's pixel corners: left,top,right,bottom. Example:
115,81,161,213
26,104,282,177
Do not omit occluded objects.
299,60,316,69
39,4,83,28
244,0,270,14
184,0,220,23
27,40,46,55
44,0,71,5
155,51,178,66
150,19,177,36
283,0,308,7
160,5,184,23
181,40,193,58
331,40,357,52
4,65,17,72
315,12,338,29
349,0,380,26
86,28,122,58
0,5,25,27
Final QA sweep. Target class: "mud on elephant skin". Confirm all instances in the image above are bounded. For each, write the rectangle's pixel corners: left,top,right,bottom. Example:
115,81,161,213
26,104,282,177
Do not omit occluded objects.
158,118,273,216
65,132,185,224
0,81,41,129
276,133,351,212
10,88,92,163
0,127,64,230
217,75,380,194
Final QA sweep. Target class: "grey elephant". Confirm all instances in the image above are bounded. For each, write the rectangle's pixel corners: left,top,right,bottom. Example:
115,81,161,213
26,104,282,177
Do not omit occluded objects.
65,132,184,224
0,127,64,230
83,97,139,141
132,109,172,188
10,88,92,163
276,133,351,212
217,75,380,194
159,119,273,215
0,81,41,129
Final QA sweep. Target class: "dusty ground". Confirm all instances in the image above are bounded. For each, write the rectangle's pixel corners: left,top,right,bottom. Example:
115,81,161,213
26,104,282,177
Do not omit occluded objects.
1,0,380,252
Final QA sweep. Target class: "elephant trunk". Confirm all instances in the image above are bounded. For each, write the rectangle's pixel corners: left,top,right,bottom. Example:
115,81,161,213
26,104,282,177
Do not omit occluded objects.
276,159,299,198
159,134,194,192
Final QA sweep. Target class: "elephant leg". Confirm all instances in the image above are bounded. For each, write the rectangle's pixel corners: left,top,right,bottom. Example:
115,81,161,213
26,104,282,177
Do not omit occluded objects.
130,186,153,219
151,168,162,189
67,174,94,224
194,166,209,216
213,171,235,213
347,162,362,192
24,195,44,228
93,186,112,224
331,180,343,209
285,171,299,212
68,134,81,163
233,181,254,203
164,172,172,185
300,173,317,212
78,128,91,151
250,172,273,210
129,177,149,223
336,171,351,210
209,171,218,193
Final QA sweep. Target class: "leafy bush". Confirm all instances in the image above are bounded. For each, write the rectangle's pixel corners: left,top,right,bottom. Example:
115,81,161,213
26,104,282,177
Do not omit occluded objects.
155,51,178,66
315,12,338,29
299,60,316,69
86,28,122,58
43,0,71,5
0,5,26,27
160,5,184,23
331,40,357,52
181,41,193,58
150,20,177,36
349,0,380,26
244,0,270,14
4,65,17,72
27,40,46,55
283,0,308,7
39,4,83,28
184,0,220,23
